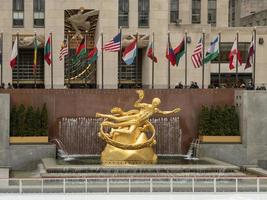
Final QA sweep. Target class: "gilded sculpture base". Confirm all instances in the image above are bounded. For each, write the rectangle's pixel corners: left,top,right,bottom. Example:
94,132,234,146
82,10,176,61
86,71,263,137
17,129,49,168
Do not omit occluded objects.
101,132,157,165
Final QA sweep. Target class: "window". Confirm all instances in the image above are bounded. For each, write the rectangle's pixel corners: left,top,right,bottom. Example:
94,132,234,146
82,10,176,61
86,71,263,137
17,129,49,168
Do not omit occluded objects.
13,0,24,27
208,0,216,26
170,0,179,23
118,0,129,27
33,0,45,27
12,48,45,87
192,0,201,24
212,42,250,63
229,0,235,27
138,0,149,27
211,73,252,88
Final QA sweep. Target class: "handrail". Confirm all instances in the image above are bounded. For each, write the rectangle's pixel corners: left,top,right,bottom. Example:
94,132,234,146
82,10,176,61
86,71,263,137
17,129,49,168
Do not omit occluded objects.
0,176,265,180
0,177,265,193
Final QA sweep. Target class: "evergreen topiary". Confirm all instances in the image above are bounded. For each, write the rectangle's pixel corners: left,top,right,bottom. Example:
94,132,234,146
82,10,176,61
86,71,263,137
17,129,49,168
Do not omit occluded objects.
40,103,48,135
34,107,42,135
24,106,35,135
198,105,240,136
10,103,49,137
199,106,210,135
17,104,26,136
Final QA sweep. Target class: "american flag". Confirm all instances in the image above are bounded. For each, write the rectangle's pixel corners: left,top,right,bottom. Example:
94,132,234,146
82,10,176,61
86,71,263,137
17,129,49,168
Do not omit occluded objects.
59,40,68,61
191,38,203,68
103,33,121,52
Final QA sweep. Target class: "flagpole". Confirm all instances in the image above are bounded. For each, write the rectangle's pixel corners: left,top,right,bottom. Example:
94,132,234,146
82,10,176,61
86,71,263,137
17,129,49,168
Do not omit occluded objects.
67,33,70,87
168,32,171,89
0,32,3,86
136,32,139,88
119,27,122,88
185,30,188,88
50,32,54,89
17,32,20,88
235,31,239,87
101,32,104,89
218,32,221,88
253,27,256,88
34,32,37,88
202,30,205,89
84,32,88,87
152,32,155,89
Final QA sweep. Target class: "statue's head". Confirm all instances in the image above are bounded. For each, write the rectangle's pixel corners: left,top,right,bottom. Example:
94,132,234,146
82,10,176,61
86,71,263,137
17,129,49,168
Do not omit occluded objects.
111,107,123,114
152,98,161,107
79,7,85,13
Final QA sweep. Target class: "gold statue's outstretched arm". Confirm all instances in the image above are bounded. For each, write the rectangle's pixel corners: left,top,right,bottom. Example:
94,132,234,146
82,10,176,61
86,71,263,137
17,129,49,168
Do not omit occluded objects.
156,108,181,115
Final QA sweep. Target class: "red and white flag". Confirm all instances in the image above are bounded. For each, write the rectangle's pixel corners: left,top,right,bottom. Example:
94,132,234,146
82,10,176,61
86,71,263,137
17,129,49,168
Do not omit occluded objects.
191,38,203,68
10,36,18,69
245,36,255,69
59,40,68,61
228,38,242,70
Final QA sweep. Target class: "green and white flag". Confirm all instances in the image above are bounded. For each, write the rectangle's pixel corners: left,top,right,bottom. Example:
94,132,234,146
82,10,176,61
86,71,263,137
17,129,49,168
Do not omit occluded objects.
204,35,219,64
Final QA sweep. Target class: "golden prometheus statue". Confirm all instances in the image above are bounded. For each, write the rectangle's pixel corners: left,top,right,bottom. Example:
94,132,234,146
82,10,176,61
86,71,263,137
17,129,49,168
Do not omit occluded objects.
96,90,181,164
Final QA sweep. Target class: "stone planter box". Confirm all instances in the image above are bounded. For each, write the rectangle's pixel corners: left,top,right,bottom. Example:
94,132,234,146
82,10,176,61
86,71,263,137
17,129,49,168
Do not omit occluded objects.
9,136,49,144
199,136,241,143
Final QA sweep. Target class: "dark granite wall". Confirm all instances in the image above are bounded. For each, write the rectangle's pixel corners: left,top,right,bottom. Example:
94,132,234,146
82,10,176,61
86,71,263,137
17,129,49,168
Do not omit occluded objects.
0,89,235,153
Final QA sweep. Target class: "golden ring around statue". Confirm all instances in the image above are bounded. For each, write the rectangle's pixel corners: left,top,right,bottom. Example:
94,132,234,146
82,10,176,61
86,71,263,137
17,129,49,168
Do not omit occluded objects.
98,119,156,150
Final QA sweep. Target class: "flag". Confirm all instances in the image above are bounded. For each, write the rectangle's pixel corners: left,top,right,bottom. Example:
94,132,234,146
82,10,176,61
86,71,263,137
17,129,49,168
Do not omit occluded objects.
87,47,98,65
147,42,158,63
166,41,176,66
33,35,38,72
59,40,68,61
87,36,102,65
229,37,242,70
204,35,219,64
245,36,255,69
10,36,18,69
174,37,185,66
122,39,137,65
44,34,52,65
71,38,87,64
76,38,86,58
103,33,121,52
191,37,203,68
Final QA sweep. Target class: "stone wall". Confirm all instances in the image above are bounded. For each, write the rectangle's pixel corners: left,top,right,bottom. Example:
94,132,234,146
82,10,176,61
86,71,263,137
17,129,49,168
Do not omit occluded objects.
0,89,235,153
0,94,10,167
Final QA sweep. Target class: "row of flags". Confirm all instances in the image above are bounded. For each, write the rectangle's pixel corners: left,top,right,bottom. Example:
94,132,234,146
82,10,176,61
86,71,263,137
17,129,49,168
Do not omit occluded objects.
9,32,255,72
165,34,255,70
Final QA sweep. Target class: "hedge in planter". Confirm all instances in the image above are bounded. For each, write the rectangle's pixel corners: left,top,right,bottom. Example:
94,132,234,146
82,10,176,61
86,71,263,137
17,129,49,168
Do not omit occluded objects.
198,105,240,136
10,103,48,136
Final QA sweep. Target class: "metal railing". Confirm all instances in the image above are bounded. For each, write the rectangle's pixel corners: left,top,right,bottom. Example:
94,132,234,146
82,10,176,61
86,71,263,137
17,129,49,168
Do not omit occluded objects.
1,177,267,193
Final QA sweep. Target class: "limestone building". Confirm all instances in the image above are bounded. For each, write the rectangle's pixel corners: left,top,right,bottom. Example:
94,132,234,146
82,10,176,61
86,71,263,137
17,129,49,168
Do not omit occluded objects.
229,0,267,27
0,0,266,89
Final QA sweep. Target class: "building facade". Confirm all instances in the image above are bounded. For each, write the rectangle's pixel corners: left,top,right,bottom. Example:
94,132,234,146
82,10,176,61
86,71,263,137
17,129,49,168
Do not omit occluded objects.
0,0,266,89
240,9,267,27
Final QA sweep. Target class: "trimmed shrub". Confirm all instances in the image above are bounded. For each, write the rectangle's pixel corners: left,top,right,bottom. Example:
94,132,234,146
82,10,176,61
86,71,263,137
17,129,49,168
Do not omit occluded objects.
10,104,48,136
198,105,240,136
